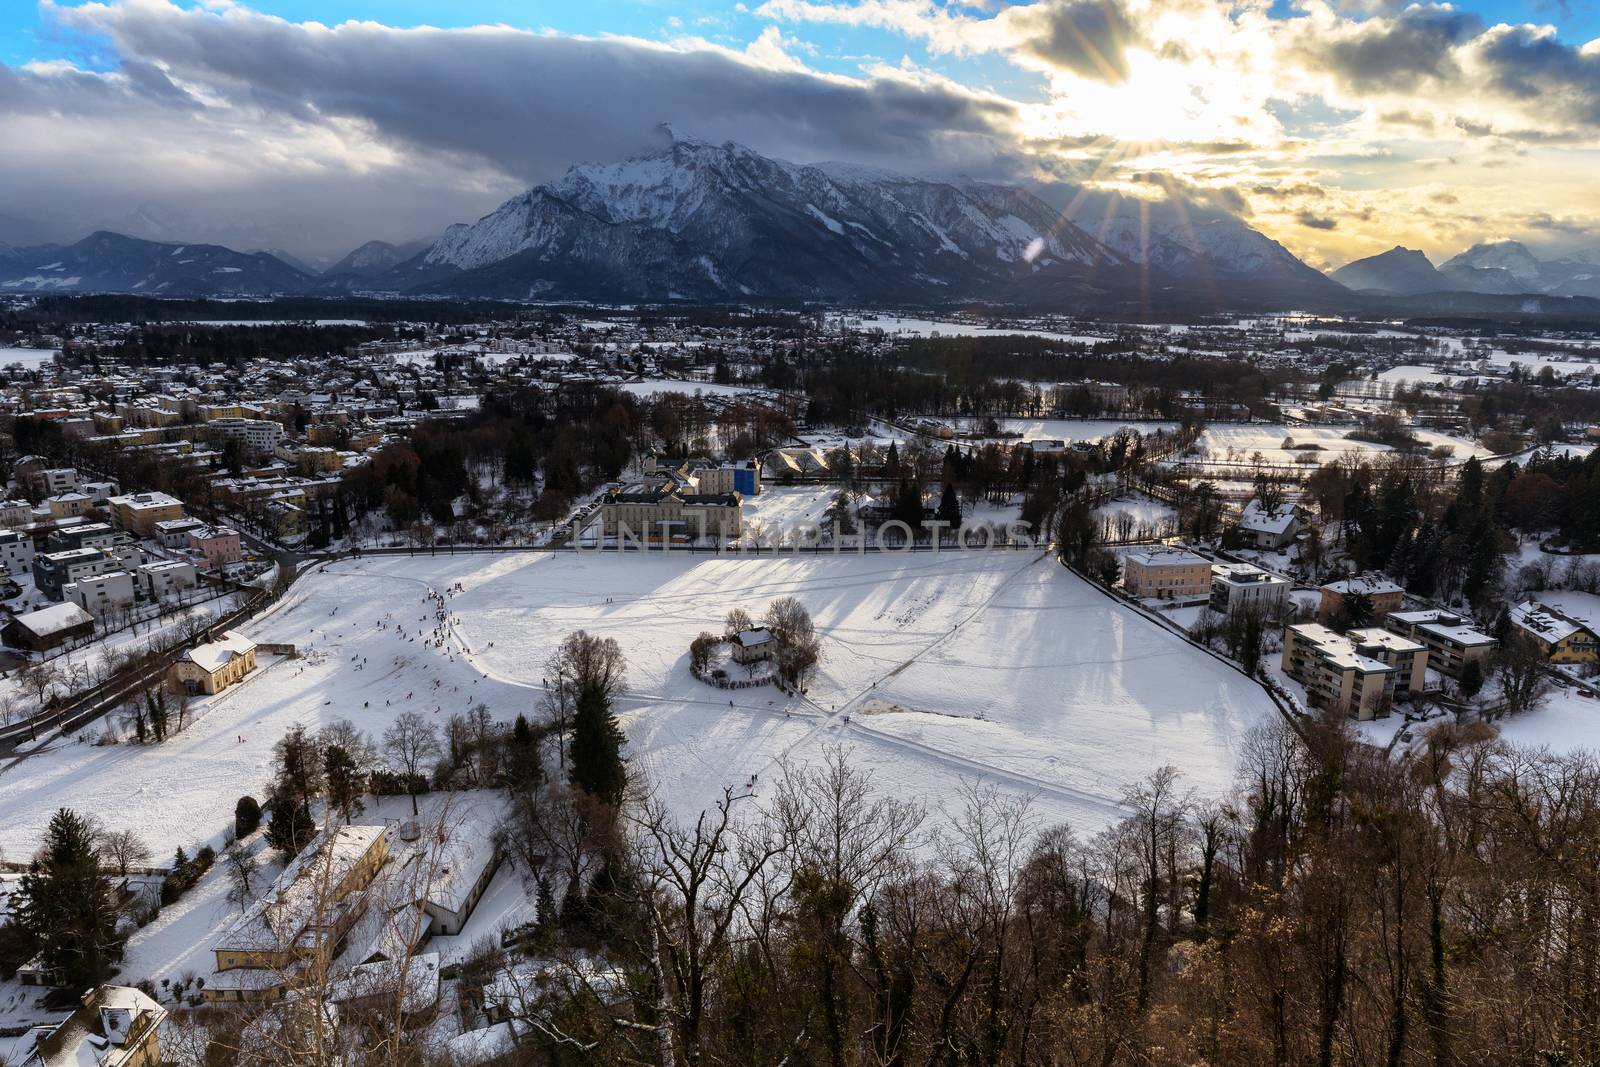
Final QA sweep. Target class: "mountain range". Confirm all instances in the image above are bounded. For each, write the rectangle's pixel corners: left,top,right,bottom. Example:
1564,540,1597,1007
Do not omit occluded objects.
1331,241,1600,299
0,136,1593,313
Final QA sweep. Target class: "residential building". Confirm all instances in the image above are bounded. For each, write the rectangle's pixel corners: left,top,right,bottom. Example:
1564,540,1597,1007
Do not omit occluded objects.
207,416,283,455
2,602,95,651
46,521,117,553
19,984,166,1067
0,499,34,527
732,627,776,664
63,570,136,618
188,525,244,570
1236,498,1300,549
1508,602,1600,664
32,546,118,600
172,631,258,694
32,467,79,495
44,492,93,520
154,517,207,549
1122,547,1212,599
1384,610,1498,679
1281,622,1399,720
1318,574,1405,623
600,486,743,541
0,529,34,572
206,824,388,1003
137,559,198,600
1344,627,1429,697
1209,562,1291,617
108,491,185,535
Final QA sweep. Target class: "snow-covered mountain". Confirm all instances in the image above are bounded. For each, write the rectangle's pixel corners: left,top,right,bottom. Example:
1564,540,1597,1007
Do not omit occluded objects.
379,136,1342,307
1436,240,1600,299
1330,246,1448,294
324,239,430,280
0,231,312,297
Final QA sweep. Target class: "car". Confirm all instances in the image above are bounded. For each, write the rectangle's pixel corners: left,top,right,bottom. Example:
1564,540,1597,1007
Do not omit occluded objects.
1579,689,1595,699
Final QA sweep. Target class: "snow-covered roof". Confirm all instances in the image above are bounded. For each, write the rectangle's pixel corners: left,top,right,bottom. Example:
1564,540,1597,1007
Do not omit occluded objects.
1322,574,1403,597
1510,601,1594,645
1238,498,1297,535
735,627,774,648
1125,547,1209,568
10,602,93,637
181,630,256,673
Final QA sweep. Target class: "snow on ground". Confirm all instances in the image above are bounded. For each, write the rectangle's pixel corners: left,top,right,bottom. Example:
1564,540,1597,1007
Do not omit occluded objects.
0,347,57,370
1093,494,1177,530
947,418,1177,443
840,314,1111,345
740,486,839,533
0,551,1281,863
615,380,772,399
1491,685,1600,752
1191,423,1491,465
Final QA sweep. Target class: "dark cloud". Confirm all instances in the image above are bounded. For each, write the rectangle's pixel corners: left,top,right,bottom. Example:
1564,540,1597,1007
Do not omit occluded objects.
1293,6,1482,92
1016,0,1139,82
1296,211,1338,230
0,1,1022,258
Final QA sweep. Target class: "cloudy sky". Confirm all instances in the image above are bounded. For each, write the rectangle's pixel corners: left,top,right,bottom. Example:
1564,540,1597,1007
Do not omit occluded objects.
2,0,1597,268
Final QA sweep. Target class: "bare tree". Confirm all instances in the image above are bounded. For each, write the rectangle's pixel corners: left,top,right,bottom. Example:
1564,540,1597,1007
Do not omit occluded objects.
1495,634,1552,718
223,841,259,910
98,828,152,877
382,710,441,817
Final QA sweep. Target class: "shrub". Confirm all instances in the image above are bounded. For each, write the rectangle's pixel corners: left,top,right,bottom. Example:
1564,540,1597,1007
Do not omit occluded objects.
234,795,261,837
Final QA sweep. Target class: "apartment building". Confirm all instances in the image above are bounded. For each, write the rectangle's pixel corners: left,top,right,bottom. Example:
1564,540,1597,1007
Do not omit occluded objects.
62,570,136,618
1122,547,1212,599
108,492,185,535
1209,562,1291,617
1319,573,1405,622
19,984,166,1067
137,559,198,600
33,546,119,600
207,416,283,456
1282,622,1400,720
694,460,762,496
188,525,243,570
1384,609,1498,679
1236,498,1300,549
0,529,34,572
1344,627,1430,697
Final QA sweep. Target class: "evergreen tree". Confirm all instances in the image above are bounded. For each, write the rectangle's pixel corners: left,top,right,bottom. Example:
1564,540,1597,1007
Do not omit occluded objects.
15,809,118,990
323,744,364,825
885,441,901,479
936,483,962,531
506,714,545,794
569,688,626,805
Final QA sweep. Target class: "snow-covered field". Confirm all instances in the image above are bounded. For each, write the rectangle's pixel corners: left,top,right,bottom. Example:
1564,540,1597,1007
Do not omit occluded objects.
0,347,56,370
1191,423,1491,465
615,380,773,400
947,417,1177,443
840,314,1112,344
0,552,1281,861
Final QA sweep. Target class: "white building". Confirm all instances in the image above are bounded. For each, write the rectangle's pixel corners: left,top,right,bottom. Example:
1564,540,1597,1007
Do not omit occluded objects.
207,416,283,455
1209,562,1291,616
62,570,136,617
137,559,198,600
0,529,33,572
1237,498,1300,549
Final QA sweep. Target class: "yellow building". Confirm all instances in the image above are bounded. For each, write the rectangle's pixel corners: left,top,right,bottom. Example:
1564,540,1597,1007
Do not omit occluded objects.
1122,547,1211,600
1282,622,1400,721
207,825,389,1003
108,491,185,535
172,631,258,695
1509,602,1600,664
22,984,166,1067
601,485,743,541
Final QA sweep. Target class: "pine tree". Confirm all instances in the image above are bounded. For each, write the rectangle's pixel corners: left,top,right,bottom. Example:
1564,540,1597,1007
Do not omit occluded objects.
506,714,545,794
936,483,962,531
569,687,626,805
15,809,118,990
323,744,364,824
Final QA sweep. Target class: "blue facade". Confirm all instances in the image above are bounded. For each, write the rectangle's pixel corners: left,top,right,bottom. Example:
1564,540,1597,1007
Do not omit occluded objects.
732,466,757,496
